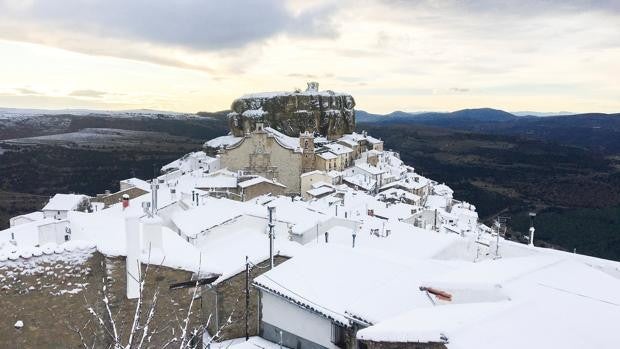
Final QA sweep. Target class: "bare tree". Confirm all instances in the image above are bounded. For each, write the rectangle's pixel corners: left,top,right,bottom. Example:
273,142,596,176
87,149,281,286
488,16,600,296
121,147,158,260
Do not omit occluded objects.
70,253,242,349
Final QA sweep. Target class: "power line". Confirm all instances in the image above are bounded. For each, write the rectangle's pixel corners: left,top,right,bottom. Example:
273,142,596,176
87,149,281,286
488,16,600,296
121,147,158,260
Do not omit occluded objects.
256,273,350,321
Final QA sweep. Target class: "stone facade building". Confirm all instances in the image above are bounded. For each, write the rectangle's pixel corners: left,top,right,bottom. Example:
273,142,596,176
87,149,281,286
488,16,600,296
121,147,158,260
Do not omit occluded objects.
218,126,309,194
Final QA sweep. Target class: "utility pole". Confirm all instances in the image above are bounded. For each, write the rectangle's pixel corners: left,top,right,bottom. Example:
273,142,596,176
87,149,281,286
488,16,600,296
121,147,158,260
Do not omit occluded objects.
268,206,275,269
245,255,249,341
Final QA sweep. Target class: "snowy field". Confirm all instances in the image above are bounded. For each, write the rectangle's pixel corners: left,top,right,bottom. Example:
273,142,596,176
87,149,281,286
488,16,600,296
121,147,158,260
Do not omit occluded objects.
2,128,199,150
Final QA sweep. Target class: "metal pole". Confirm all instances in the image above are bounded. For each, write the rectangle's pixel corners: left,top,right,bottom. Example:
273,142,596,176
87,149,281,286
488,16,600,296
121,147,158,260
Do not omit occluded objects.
495,217,500,257
268,206,275,269
245,255,249,341
529,212,536,246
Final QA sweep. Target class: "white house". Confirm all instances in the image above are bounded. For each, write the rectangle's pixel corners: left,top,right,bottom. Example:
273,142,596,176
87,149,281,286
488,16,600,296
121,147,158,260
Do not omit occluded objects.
0,218,70,248
42,194,90,220
253,244,451,349
160,151,221,174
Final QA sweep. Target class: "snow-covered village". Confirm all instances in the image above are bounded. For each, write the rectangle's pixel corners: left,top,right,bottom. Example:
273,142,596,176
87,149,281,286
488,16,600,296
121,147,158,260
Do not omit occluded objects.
1,82,620,349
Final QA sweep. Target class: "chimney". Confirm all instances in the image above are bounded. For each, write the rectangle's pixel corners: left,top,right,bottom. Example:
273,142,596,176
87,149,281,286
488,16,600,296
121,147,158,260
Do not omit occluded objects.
122,194,130,209
142,215,163,251
529,212,537,246
125,210,141,299
151,181,159,215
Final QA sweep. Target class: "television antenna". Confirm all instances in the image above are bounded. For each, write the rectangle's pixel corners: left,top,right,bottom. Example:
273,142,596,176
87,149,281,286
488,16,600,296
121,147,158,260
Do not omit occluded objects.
493,215,510,258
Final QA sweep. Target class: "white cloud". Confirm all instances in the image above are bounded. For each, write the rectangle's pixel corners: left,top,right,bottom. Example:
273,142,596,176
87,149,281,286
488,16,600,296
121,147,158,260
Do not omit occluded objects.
0,0,340,50
0,0,618,113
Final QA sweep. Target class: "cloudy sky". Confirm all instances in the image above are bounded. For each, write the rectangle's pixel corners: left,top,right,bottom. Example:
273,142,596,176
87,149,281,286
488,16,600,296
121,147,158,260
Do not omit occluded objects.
0,0,618,113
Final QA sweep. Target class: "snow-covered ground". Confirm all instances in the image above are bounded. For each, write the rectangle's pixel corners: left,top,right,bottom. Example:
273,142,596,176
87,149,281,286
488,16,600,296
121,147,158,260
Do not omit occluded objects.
0,107,194,119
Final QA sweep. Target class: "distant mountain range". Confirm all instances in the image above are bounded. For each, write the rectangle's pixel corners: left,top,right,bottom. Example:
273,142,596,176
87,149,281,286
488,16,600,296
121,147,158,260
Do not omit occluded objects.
2,106,619,154
356,108,618,123
357,108,620,154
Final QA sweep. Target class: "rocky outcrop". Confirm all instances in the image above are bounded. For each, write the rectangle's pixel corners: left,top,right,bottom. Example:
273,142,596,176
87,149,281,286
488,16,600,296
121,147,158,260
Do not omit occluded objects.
228,83,356,140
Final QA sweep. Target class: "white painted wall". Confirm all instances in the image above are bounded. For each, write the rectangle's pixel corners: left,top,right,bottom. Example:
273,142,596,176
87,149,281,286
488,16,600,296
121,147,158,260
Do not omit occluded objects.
195,215,290,247
141,216,163,251
261,291,339,349
295,217,359,245
42,209,69,220
38,220,70,245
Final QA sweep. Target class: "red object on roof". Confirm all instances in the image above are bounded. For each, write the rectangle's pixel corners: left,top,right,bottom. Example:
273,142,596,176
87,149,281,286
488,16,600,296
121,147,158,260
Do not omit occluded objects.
420,286,452,301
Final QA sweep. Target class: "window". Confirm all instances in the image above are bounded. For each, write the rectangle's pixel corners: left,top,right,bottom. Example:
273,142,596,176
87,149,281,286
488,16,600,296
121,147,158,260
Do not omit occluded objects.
331,323,346,348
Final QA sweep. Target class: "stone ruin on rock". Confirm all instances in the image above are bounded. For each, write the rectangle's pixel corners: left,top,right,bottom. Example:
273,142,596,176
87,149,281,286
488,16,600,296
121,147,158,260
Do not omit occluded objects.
228,82,356,140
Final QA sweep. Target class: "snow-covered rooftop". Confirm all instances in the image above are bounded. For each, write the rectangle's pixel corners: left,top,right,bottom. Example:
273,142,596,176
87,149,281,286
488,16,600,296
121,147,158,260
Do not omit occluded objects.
343,174,377,191
317,151,337,160
253,244,453,326
171,197,249,238
204,134,243,149
42,194,89,212
324,143,353,155
307,186,335,197
378,188,421,203
358,255,620,348
238,176,286,189
265,127,301,151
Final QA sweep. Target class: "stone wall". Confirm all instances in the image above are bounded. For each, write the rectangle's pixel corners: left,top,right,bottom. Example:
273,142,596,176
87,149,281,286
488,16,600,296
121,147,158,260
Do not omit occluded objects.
301,171,333,199
359,340,448,349
92,187,149,208
229,91,356,140
0,252,201,348
203,256,289,342
220,131,303,193
242,181,287,201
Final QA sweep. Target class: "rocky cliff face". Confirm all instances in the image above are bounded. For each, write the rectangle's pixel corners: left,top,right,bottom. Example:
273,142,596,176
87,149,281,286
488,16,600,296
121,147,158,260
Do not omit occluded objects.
228,87,356,140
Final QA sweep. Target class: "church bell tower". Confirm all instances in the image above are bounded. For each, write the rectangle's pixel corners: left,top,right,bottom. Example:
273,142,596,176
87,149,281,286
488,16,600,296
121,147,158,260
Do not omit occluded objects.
300,132,315,173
